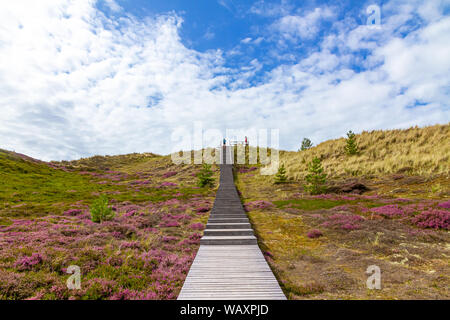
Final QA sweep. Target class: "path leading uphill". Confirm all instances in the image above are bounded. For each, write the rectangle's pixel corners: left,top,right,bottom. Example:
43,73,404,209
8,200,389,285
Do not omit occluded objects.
178,147,286,300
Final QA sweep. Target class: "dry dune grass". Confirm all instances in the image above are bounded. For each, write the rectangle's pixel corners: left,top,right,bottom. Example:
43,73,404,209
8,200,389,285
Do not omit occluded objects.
279,123,449,180
55,152,159,171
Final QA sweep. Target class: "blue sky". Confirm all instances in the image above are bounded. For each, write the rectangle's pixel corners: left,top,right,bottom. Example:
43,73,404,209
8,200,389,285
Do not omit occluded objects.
100,0,387,83
0,0,449,160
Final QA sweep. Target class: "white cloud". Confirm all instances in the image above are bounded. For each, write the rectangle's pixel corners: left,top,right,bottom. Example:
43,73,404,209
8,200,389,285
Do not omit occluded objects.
218,0,236,13
249,0,293,17
204,30,215,40
0,0,448,161
104,0,121,12
253,37,264,45
241,37,264,45
0,0,224,160
271,7,335,41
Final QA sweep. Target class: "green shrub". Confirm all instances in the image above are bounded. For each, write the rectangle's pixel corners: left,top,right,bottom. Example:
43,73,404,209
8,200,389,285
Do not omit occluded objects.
90,195,114,223
197,163,214,187
274,164,288,184
304,157,327,195
300,138,313,151
345,130,359,155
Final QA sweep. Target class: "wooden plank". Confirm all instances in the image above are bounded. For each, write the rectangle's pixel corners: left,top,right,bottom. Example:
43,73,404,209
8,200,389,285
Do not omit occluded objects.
178,247,286,301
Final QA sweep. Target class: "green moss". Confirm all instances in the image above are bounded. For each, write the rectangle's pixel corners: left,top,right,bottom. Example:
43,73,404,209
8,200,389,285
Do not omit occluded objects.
282,279,325,297
273,199,348,210
0,150,214,220
0,153,123,218
0,217,12,226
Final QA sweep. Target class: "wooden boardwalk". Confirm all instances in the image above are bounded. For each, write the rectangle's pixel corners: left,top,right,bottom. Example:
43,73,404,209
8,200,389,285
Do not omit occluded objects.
178,146,286,300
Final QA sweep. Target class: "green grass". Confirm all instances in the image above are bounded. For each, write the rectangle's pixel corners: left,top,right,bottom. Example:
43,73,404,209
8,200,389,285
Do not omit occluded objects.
0,149,217,300
272,198,395,211
0,150,213,220
0,152,119,217
54,152,158,171
273,199,348,210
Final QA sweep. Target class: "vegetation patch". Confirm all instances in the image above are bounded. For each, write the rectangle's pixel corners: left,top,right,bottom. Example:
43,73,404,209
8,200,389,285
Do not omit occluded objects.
0,150,217,300
273,199,348,210
235,126,449,299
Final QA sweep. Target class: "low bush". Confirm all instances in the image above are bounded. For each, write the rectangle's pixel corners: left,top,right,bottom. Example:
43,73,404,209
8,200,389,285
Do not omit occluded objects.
90,195,115,223
304,157,327,195
412,209,449,230
197,163,214,187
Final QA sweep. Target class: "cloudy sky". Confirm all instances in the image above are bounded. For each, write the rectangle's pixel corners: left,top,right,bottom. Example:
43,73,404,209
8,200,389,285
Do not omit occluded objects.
0,0,449,161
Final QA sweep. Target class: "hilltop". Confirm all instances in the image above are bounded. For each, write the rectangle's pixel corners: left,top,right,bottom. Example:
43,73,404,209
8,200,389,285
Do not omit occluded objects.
280,123,449,179
51,152,159,172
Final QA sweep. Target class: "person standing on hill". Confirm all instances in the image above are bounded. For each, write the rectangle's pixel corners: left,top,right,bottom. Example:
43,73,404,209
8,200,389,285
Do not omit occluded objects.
223,138,226,146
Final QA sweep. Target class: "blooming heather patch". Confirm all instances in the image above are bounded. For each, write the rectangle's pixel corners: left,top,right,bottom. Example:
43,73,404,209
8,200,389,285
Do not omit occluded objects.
189,223,205,230
14,253,44,271
307,229,323,239
0,151,220,299
129,180,151,186
120,241,141,249
167,213,191,222
238,166,258,173
321,214,364,231
162,199,180,206
309,194,337,200
437,201,450,209
162,171,177,178
110,288,157,300
159,182,177,188
382,198,411,203
332,205,351,211
195,207,210,214
0,191,212,299
244,200,274,211
160,221,180,227
63,209,83,216
106,256,123,267
189,233,201,242
411,210,450,230
369,205,405,218
123,210,136,217
162,236,178,242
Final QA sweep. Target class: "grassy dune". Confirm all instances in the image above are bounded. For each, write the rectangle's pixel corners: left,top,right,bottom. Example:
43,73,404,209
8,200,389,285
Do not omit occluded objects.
280,123,449,179
235,124,450,299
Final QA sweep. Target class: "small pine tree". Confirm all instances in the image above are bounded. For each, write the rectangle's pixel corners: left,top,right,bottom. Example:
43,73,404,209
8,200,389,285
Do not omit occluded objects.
345,130,359,155
197,163,215,187
90,195,115,223
304,157,327,195
300,138,313,151
274,163,288,184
